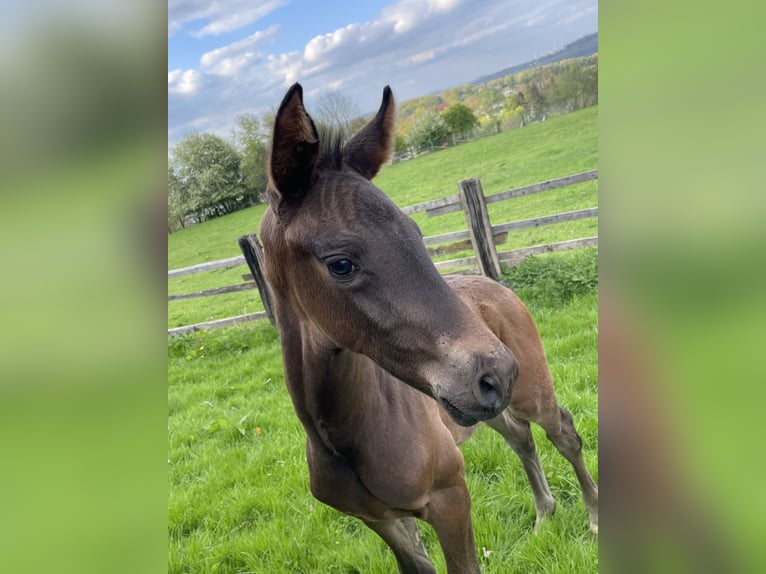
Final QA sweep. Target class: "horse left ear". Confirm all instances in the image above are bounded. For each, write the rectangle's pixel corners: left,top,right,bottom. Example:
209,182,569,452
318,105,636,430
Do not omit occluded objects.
344,86,395,180
269,83,320,204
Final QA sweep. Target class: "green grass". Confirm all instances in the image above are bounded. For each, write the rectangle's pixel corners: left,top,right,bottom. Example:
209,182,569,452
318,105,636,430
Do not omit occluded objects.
168,105,597,328
168,249,598,573
168,108,598,571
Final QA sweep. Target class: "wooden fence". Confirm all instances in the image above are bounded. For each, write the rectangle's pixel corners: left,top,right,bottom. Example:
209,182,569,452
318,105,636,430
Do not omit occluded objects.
168,170,598,336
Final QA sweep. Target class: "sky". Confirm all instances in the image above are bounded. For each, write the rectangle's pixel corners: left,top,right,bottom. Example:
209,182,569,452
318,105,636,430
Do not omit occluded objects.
168,0,598,146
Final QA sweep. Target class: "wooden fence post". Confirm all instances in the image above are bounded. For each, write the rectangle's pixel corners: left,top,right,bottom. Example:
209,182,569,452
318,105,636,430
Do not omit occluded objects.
237,234,276,326
458,177,501,280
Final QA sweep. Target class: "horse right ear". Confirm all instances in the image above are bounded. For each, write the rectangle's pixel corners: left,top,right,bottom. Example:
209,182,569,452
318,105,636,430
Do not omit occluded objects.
269,83,320,204
344,86,395,180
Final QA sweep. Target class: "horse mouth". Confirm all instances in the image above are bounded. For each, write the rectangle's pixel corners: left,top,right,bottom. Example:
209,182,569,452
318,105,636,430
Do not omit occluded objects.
439,397,478,427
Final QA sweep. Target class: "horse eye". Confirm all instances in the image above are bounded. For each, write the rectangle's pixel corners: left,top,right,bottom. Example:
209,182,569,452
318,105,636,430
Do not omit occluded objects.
327,258,355,278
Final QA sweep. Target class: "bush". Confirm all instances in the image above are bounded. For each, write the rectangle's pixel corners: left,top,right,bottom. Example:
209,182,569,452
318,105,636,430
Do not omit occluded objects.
501,247,598,304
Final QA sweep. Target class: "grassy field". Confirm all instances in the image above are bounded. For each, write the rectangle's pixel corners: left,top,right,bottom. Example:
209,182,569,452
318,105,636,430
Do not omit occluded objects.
168,106,598,572
168,105,597,328
169,248,598,573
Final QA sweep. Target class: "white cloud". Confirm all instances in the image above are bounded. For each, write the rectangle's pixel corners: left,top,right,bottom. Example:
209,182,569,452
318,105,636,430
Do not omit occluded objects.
168,69,202,95
381,0,463,34
271,0,465,86
168,0,288,38
168,0,598,147
199,25,279,76
304,23,363,63
409,49,436,64
267,52,303,86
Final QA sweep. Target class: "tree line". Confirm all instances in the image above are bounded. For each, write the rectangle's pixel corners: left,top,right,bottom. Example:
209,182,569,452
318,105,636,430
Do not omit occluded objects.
394,55,598,156
167,90,371,232
168,113,271,232
168,55,597,232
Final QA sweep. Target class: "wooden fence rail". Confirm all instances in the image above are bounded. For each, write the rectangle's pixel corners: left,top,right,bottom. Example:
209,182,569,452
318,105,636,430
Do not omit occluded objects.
168,170,598,335
401,169,598,217
168,254,245,279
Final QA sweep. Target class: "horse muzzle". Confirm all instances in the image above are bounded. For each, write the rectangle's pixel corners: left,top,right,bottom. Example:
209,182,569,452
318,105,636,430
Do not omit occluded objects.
436,349,518,426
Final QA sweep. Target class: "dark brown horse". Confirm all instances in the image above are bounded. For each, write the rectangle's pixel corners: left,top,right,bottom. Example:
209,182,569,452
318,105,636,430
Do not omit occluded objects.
259,83,598,573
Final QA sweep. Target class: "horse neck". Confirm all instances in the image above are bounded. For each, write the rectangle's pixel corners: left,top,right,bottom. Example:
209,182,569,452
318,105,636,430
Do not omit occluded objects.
275,304,384,454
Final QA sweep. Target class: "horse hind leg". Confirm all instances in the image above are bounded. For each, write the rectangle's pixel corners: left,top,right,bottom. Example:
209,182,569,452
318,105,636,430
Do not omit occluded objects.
539,406,599,534
485,410,556,530
364,517,436,574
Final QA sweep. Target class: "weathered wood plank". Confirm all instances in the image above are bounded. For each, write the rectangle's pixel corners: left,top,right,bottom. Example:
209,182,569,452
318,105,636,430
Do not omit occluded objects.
434,236,599,273
423,229,471,245
168,282,256,301
491,207,598,234
168,311,268,336
425,232,508,257
497,236,599,267
458,177,501,280
425,170,598,217
434,255,478,271
400,194,460,215
238,234,276,326
423,206,596,249
168,255,245,279
486,170,599,205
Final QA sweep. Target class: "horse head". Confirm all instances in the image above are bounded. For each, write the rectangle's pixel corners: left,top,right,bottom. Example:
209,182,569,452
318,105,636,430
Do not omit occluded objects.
260,83,518,426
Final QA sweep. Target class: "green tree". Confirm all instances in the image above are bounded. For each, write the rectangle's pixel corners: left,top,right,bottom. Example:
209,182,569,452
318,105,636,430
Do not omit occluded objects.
522,82,546,121
169,132,246,223
168,163,189,232
441,103,478,141
478,87,503,121
406,109,450,151
231,114,269,205
393,133,408,153
551,63,598,112
508,90,530,126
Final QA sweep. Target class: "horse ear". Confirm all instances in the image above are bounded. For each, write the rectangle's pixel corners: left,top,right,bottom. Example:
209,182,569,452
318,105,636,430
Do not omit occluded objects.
344,86,395,180
269,83,320,203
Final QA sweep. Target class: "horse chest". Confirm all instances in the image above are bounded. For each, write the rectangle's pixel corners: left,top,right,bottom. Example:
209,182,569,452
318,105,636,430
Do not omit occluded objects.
307,381,440,511
307,424,435,516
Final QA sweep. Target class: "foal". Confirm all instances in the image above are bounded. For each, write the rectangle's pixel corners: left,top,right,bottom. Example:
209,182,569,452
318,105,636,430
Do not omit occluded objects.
259,84,598,573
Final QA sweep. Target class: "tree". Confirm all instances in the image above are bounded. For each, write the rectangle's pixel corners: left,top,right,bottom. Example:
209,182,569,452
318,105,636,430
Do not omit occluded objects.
478,87,503,121
503,81,547,127
551,63,597,112
313,90,362,135
507,90,530,126
231,114,269,204
168,163,189,232
407,109,450,151
441,103,478,140
169,132,246,224
522,82,546,121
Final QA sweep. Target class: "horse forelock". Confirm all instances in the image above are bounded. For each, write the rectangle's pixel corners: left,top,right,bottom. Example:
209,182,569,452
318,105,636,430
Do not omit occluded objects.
316,125,348,172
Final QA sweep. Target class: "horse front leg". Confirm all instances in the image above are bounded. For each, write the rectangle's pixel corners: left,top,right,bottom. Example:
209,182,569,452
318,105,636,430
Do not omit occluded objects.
486,410,556,529
423,481,481,574
364,517,436,574
540,406,599,534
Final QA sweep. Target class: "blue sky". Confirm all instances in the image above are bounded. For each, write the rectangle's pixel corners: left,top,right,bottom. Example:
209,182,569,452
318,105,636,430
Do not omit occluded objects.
168,0,597,145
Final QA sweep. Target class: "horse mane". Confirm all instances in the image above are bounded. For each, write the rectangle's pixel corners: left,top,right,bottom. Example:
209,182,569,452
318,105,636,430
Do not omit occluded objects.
316,124,350,172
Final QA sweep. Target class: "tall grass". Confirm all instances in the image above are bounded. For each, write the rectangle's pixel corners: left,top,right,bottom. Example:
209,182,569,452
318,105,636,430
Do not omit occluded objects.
168,249,598,573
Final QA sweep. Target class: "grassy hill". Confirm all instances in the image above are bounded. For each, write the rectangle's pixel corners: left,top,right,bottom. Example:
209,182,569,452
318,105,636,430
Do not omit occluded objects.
168,104,597,328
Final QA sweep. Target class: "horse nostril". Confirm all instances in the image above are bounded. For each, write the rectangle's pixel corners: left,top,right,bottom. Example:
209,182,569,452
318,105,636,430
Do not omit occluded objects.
479,375,500,406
